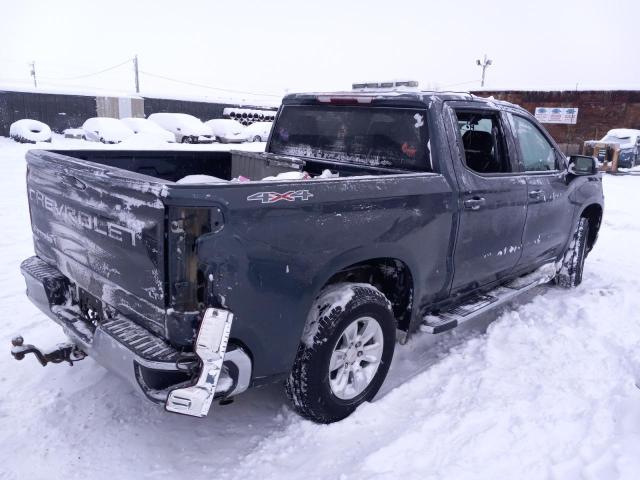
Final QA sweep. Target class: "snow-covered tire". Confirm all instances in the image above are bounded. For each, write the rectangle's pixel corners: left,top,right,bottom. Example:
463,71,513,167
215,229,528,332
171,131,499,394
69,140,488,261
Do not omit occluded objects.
556,217,590,288
253,135,261,142
285,283,395,424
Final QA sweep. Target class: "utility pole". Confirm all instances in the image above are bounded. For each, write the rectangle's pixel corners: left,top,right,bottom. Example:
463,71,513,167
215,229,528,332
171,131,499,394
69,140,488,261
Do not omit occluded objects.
133,55,140,93
476,54,493,87
29,61,37,88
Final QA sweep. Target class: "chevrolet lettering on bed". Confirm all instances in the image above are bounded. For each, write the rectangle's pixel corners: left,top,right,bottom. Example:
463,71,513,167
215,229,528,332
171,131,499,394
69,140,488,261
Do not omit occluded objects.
29,188,137,246
11,89,603,425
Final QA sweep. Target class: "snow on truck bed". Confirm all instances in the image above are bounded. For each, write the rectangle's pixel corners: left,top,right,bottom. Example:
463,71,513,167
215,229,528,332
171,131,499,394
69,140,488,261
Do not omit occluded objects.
1,135,640,479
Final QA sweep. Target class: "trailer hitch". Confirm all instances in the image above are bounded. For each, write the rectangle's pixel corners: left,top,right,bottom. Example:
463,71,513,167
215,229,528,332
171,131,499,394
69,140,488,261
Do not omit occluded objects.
10,336,87,366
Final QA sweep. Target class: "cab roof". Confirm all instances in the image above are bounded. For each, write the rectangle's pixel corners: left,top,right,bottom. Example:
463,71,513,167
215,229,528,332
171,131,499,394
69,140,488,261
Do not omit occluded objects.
282,89,525,113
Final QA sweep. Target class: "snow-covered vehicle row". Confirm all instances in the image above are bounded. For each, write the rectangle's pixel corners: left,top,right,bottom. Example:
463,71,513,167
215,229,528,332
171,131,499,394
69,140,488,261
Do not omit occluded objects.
10,89,604,424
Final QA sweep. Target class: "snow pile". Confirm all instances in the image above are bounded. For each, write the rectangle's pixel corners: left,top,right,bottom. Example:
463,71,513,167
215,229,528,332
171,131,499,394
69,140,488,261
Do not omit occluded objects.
116,132,172,149
9,119,52,143
82,117,134,143
176,174,228,184
0,136,640,479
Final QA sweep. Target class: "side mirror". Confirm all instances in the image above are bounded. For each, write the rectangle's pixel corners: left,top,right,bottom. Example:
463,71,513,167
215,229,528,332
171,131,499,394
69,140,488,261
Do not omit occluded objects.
568,155,597,176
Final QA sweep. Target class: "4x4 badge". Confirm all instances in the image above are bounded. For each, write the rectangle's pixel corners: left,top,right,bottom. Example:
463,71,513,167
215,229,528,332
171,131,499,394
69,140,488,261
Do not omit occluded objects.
247,190,314,204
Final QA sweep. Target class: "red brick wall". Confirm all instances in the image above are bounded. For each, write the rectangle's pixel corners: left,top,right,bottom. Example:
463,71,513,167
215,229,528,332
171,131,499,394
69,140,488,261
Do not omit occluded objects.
470,90,640,154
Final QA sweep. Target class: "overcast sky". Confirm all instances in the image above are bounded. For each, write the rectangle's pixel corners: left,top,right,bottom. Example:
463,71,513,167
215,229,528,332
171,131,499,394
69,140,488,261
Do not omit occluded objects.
1,0,638,104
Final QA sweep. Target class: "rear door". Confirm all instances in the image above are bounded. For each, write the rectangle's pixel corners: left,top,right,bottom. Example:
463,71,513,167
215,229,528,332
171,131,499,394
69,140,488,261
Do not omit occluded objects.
26,150,167,332
507,112,574,267
445,102,528,293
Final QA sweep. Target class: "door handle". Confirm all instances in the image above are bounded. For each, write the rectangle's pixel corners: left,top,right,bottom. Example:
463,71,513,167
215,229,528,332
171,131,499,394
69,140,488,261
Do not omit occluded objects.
463,197,486,210
529,189,544,200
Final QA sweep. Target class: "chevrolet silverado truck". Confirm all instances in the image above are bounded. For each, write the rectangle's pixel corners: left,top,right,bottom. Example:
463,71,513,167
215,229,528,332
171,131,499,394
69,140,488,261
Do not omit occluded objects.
11,90,604,423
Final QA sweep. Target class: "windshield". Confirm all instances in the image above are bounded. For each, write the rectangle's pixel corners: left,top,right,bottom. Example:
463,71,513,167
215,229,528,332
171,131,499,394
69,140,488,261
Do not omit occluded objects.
269,105,430,171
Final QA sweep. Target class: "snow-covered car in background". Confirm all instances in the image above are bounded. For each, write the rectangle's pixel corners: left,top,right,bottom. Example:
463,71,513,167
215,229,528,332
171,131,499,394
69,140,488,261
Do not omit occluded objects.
82,117,134,144
598,129,640,168
121,117,176,143
205,118,245,143
148,113,213,143
63,128,85,139
241,121,273,142
9,119,52,143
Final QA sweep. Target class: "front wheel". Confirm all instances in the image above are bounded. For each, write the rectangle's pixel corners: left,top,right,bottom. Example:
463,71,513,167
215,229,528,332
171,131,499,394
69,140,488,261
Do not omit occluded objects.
285,283,395,423
556,217,590,288
253,135,261,142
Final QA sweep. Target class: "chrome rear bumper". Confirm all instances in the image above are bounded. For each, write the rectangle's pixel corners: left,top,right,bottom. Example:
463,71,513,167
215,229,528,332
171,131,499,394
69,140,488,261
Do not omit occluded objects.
19,256,252,417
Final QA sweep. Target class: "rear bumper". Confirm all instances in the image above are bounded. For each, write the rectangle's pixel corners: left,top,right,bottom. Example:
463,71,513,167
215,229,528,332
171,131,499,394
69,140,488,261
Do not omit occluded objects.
20,256,252,415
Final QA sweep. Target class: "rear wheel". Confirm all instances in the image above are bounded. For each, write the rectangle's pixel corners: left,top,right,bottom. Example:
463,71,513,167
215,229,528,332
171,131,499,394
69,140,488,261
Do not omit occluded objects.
556,217,590,288
253,135,261,142
285,283,395,423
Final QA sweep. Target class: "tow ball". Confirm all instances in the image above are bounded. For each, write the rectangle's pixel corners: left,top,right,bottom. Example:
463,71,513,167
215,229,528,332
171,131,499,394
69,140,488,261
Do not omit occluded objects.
10,336,87,366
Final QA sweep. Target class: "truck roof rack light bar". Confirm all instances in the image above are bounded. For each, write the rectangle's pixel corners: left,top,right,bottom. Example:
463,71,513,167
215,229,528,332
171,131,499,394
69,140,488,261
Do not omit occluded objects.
352,80,419,90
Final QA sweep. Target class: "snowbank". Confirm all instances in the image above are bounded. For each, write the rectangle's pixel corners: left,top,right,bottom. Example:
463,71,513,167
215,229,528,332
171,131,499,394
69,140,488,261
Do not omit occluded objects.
117,132,173,149
9,119,52,143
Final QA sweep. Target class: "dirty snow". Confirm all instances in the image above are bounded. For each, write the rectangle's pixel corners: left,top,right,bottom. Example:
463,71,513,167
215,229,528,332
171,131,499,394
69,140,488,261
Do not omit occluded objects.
1,136,640,479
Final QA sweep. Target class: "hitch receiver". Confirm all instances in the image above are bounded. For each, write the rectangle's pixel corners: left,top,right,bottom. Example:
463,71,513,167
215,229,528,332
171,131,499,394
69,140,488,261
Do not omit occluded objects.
11,336,87,366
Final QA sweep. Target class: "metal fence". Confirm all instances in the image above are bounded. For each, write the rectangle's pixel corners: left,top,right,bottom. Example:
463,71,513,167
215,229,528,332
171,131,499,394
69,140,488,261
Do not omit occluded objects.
0,89,278,136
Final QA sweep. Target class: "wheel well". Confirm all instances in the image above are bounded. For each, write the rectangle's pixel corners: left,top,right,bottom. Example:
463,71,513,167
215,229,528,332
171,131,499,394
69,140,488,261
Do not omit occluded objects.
324,258,414,332
581,204,602,251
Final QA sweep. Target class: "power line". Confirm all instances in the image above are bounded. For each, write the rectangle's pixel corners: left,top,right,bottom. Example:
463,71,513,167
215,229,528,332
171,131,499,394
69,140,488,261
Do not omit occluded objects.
39,58,133,81
139,70,282,98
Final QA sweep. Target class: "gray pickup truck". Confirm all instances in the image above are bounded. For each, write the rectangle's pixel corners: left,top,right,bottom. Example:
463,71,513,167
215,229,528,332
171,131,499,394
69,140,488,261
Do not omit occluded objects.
12,90,603,423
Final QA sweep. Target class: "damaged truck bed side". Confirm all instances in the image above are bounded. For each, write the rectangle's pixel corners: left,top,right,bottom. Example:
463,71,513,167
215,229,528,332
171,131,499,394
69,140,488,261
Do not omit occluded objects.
13,90,604,424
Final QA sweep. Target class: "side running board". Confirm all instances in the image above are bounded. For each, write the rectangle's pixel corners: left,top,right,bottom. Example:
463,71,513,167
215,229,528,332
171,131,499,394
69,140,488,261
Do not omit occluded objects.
165,308,233,417
421,263,556,334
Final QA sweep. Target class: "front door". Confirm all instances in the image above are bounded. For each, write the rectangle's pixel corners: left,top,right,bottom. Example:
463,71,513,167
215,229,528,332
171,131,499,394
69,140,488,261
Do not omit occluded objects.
508,113,574,267
446,104,528,293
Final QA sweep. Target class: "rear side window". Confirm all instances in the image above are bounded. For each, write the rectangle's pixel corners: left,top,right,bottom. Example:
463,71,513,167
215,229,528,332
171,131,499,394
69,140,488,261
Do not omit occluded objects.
511,115,557,171
454,110,511,174
269,105,431,171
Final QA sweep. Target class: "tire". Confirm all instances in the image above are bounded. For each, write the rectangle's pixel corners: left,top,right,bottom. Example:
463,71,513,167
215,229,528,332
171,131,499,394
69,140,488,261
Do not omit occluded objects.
285,283,396,423
555,217,590,288
253,135,261,142
181,136,190,144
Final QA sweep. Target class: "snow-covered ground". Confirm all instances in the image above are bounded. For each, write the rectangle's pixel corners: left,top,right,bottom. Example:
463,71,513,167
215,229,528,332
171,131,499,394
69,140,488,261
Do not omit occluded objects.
0,136,639,480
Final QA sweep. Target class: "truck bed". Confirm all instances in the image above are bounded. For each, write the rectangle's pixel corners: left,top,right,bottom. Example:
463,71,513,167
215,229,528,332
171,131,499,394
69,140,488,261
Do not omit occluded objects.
48,149,412,184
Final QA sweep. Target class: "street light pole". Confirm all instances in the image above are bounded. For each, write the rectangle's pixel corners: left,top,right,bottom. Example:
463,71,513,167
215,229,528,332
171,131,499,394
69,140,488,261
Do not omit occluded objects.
133,55,140,93
29,61,37,88
476,54,493,87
